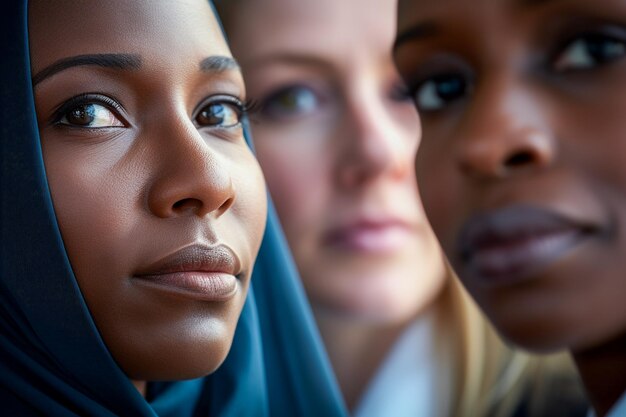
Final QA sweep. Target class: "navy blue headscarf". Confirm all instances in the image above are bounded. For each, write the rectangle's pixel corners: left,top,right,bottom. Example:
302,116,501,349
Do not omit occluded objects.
0,1,348,416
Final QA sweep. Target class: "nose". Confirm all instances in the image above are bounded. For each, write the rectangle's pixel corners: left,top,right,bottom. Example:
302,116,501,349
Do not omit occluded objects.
457,82,555,180
147,116,235,219
334,87,419,188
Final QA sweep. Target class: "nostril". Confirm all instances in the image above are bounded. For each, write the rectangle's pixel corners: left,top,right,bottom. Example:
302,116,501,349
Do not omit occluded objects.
504,151,534,168
172,198,202,213
217,196,235,215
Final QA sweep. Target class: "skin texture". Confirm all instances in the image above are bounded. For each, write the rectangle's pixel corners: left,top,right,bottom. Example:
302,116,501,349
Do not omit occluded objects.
219,0,446,408
394,0,626,414
29,0,267,393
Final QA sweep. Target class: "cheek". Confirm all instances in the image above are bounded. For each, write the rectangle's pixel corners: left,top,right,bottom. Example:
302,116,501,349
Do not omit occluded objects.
42,140,139,270
414,138,459,253
254,136,329,239
230,154,268,257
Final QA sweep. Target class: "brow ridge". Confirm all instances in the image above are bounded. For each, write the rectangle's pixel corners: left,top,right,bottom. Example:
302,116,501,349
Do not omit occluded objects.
199,56,240,73
32,53,141,86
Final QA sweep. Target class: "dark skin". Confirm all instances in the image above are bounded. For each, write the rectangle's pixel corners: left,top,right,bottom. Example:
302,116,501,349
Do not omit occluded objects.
29,0,267,395
393,0,626,414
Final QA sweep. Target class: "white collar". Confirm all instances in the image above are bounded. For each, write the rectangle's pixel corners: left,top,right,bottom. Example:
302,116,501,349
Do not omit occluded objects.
353,313,445,417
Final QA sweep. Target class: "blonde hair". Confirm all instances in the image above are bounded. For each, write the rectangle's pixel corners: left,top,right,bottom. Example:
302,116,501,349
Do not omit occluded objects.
435,265,584,417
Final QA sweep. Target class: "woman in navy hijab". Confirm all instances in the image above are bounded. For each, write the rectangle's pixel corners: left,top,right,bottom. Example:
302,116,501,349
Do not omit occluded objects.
0,1,348,416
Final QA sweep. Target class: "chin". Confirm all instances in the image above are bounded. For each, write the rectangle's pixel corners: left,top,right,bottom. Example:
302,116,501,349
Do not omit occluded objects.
487,309,601,354
111,318,237,381
332,283,430,324
124,338,234,381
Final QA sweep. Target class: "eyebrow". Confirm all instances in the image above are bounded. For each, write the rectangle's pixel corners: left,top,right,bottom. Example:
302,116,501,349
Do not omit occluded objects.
242,52,333,72
200,56,240,73
394,0,559,52
32,53,141,86
393,22,438,51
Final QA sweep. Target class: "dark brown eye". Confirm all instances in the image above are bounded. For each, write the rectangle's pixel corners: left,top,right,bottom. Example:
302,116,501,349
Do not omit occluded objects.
196,102,242,128
57,102,123,128
414,74,468,112
554,33,626,72
67,105,95,125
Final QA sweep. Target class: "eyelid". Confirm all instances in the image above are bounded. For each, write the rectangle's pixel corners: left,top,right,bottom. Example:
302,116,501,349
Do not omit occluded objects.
50,93,128,127
192,94,257,133
192,94,246,121
401,53,474,92
548,25,626,68
262,84,322,104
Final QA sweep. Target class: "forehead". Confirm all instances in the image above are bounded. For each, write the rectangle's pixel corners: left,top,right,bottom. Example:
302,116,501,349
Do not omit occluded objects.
28,0,231,72
394,0,626,62
397,0,624,30
230,0,397,65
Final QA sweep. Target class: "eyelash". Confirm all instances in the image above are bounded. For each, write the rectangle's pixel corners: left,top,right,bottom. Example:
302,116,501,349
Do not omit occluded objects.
241,98,261,117
194,95,261,130
50,93,126,127
50,94,261,129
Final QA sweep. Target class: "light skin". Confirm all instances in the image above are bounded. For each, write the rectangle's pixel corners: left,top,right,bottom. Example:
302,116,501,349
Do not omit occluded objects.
29,0,267,396
219,0,446,408
394,0,626,414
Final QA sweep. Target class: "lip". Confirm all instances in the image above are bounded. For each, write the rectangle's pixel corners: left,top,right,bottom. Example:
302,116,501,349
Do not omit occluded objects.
133,244,242,302
456,205,597,287
323,217,416,254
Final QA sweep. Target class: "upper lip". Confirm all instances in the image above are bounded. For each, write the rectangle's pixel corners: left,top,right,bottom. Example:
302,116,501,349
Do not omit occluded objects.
457,205,597,263
135,244,241,278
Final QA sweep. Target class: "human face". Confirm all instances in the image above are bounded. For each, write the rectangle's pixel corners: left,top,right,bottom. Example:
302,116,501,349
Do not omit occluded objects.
394,0,626,351
29,0,267,382
222,0,446,323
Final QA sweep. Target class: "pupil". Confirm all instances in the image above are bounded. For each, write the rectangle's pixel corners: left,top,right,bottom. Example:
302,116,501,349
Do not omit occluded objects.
279,92,299,109
201,104,225,124
437,76,464,100
69,104,95,125
587,36,624,62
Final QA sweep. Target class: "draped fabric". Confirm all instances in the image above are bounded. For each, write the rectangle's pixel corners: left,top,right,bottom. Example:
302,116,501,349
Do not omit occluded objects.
0,1,348,415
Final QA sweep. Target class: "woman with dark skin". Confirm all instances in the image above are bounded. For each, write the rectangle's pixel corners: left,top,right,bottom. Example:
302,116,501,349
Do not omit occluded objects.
29,0,267,390
0,0,347,415
393,0,626,415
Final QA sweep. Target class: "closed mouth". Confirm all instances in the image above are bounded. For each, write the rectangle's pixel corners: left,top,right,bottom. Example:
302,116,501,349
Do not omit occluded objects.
133,244,242,301
324,218,416,253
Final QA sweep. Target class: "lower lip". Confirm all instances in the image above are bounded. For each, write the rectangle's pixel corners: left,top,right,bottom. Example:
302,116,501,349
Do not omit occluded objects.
463,229,589,287
133,272,238,302
325,225,414,254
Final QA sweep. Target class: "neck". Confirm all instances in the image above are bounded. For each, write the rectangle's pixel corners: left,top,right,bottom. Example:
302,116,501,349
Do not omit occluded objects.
573,332,626,417
131,380,147,397
313,306,415,411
